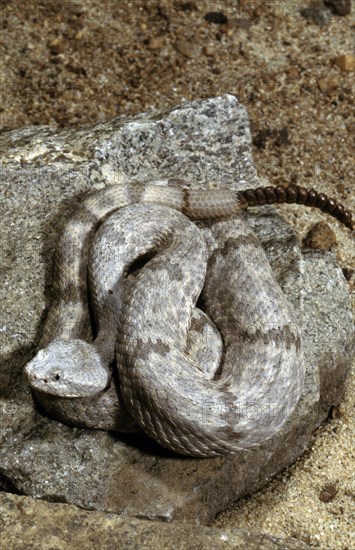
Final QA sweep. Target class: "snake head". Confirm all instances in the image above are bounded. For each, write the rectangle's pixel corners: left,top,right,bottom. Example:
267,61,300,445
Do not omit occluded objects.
24,339,110,398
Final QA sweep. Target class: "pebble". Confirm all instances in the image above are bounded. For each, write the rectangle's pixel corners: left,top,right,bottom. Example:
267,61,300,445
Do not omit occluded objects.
50,54,65,65
324,0,351,16
48,38,65,55
317,75,339,94
334,54,355,72
204,12,228,25
202,45,215,58
74,30,85,40
302,221,336,250
180,2,197,11
319,483,338,503
174,39,200,59
287,67,300,80
342,267,354,281
148,37,165,50
300,3,332,26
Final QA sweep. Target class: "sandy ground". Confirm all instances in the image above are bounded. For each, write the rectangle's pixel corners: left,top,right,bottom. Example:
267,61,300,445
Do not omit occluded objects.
1,1,354,548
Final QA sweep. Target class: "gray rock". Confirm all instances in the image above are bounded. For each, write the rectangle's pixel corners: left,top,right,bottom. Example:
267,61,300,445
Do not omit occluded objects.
0,95,352,524
300,2,333,26
324,0,351,16
0,492,311,550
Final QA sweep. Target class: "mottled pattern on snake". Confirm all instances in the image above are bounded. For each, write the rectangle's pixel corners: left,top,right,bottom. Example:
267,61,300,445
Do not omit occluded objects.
24,180,304,457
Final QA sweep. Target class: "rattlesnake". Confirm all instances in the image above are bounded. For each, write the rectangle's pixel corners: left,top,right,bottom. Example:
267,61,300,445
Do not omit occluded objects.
24,180,353,457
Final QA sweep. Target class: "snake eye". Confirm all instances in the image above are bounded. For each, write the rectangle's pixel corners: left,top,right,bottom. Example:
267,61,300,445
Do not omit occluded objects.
54,373,61,381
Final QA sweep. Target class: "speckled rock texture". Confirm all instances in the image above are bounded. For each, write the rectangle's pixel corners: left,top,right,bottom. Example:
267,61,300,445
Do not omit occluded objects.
0,96,353,524
0,492,311,550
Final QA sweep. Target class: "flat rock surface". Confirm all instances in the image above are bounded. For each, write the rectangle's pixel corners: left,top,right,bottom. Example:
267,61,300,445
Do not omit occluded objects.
0,96,353,525
0,492,311,550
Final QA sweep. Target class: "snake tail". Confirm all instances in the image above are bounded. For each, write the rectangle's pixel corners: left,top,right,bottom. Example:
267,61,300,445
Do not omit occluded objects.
238,184,353,230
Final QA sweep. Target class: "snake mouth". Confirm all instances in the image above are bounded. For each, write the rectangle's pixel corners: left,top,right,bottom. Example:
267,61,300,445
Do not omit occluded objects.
24,360,111,398
23,368,50,394
24,372,97,398
23,365,61,395
24,362,77,397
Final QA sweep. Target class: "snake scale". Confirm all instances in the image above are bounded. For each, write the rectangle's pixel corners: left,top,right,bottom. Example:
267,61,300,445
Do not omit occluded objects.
24,180,353,457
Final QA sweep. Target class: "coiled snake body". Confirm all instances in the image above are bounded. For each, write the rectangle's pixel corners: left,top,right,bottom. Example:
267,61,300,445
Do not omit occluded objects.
25,180,350,457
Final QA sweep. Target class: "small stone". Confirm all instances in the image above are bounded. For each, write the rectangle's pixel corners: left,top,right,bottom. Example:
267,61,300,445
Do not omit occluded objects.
48,38,65,55
148,37,165,50
300,2,332,26
327,404,345,419
75,30,85,40
334,54,355,72
179,1,197,11
50,54,65,65
342,267,354,281
303,221,336,250
317,76,339,94
287,67,300,80
203,45,215,58
218,22,236,36
319,483,338,502
204,12,228,25
174,39,200,59
324,0,351,16
66,63,86,75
